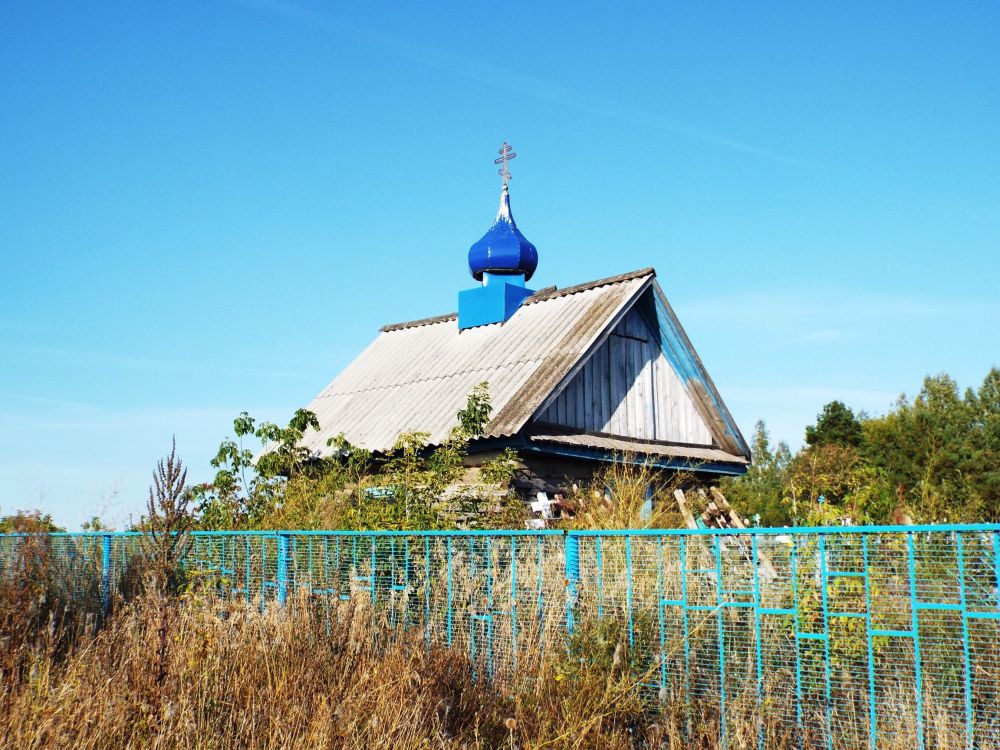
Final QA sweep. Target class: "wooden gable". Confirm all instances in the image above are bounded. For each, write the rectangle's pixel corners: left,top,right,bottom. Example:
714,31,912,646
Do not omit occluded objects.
534,303,714,445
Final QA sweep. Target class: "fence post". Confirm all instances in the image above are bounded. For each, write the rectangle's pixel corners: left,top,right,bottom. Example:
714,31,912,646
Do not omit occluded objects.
906,532,925,750
276,533,290,607
100,534,112,615
564,532,580,636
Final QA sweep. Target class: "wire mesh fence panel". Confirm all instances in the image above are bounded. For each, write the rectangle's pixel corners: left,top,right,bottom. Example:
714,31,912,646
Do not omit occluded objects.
2,524,999,748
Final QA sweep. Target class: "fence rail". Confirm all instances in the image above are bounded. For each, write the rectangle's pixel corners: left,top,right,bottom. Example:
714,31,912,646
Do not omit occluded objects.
3,524,1000,749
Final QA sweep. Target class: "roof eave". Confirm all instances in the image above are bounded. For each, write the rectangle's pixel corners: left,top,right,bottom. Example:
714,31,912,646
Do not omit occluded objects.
520,441,749,476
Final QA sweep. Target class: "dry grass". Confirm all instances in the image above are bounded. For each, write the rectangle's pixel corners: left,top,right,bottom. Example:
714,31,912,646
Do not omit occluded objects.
0,588,672,749
0,537,971,750
562,454,689,530
0,540,707,750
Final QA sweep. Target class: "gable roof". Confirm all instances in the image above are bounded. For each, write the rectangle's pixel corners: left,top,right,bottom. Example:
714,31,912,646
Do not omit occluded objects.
298,267,749,466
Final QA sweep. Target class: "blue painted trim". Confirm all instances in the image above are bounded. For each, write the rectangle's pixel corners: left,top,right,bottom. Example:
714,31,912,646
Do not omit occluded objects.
751,535,764,750
596,536,604,618
100,534,111,615
566,523,1000,537
536,536,544,658
510,537,518,672
993,532,1000,615
244,537,251,603
862,536,878,749
819,537,833,750
276,533,289,606
519,442,749,476
424,536,431,654
714,534,727,747
791,536,803,743
446,537,453,646
656,537,667,696
650,288,750,458
564,533,580,635
908,533,925,750
469,536,478,680
8,524,996,542
956,533,974,749
680,535,692,741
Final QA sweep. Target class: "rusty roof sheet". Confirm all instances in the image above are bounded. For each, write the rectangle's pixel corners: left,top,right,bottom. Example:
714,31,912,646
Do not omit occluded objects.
299,269,654,456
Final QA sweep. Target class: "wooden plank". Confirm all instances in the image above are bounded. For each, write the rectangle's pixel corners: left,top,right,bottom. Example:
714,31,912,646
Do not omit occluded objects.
641,340,655,441
620,336,631,435
599,339,611,432
620,337,632,437
591,353,602,432
674,489,699,530
615,338,632,435
626,309,640,339
664,353,678,441
624,337,635,438
652,350,665,440
631,336,644,438
589,351,601,431
680,372,691,443
605,338,614,433
640,340,654,440
655,352,677,441
526,275,653,424
710,487,745,528
637,339,647,437
626,337,639,437
607,336,618,434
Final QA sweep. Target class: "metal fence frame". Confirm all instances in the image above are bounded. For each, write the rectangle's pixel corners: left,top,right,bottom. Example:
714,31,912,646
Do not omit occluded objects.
3,523,999,749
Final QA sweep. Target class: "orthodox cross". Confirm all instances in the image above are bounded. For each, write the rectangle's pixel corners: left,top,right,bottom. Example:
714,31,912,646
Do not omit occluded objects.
494,141,516,187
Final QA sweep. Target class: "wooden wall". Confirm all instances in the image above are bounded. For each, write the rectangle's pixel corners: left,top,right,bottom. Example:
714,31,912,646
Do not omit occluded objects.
536,307,714,445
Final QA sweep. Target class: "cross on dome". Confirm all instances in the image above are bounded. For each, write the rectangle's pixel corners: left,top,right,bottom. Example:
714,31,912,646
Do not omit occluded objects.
467,142,538,283
494,141,516,187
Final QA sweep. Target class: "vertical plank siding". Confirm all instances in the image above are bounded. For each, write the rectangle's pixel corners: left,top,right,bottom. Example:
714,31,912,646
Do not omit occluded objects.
538,309,713,445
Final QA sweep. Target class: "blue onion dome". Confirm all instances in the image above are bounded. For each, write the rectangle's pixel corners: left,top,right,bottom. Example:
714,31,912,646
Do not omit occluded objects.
468,185,538,282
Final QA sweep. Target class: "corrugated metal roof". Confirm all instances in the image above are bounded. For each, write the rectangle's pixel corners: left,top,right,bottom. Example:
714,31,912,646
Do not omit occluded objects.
300,269,654,456
523,427,749,466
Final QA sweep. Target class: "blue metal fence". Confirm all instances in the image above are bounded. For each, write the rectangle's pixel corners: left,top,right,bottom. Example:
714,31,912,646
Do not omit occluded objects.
3,524,1000,748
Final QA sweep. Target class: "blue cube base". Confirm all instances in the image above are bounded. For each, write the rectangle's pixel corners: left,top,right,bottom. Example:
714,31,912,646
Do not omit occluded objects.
458,277,534,330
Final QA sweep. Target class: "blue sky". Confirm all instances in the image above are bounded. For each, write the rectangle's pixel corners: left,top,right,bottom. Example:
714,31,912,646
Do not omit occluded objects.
1,1,998,529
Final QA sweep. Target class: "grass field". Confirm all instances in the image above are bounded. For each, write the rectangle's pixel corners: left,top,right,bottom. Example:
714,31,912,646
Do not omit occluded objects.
1,535,972,750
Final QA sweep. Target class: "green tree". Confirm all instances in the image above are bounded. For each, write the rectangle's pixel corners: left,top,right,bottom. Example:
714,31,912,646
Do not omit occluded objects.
805,400,864,449
193,408,324,529
455,381,493,437
82,516,112,532
862,371,996,522
785,443,893,525
0,510,64,533
726,369,1000,526
965,367,1000,517
197,383,524,532
720,420,792,526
